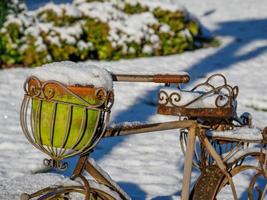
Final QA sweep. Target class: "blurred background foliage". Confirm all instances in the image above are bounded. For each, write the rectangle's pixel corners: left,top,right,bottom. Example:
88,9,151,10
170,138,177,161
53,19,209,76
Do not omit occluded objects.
0,0,217,68
0,0,8,28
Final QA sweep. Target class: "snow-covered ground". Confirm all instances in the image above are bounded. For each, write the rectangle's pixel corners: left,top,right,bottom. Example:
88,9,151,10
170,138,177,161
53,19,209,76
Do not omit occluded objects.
1,0,267,199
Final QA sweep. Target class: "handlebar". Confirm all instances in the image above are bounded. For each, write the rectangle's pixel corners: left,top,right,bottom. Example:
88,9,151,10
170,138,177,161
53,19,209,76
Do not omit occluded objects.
111,73,190,84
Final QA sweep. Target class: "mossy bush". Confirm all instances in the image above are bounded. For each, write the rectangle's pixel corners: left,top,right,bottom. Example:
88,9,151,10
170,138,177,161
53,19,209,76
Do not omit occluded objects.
122,3,149,14
0,0,214,68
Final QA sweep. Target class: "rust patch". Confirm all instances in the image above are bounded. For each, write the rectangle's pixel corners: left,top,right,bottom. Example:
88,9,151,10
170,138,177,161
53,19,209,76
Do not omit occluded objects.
157,104,233,118
153,74,190,84
190,165,225,200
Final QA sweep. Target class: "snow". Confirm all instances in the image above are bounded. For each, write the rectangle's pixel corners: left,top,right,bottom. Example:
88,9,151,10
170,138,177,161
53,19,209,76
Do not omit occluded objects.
4,16,23,27
25,26,40,37
61,4,81,18
77,40,93,50
111,12,158,46
37,3,63,16
48,23,84,44
143,45,153,55
1,0,267,200
207,127,263,141
30,61,113,90
109,121,144,129
159,24,171,33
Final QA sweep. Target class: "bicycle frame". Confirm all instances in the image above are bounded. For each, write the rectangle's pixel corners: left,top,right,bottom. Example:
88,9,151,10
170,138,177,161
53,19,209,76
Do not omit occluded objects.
20,73,266,200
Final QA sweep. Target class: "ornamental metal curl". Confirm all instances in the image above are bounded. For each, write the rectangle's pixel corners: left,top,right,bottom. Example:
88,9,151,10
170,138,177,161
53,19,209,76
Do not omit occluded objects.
158,74,237,110
158,90,169,106
20,76,114,168
23,76,112,109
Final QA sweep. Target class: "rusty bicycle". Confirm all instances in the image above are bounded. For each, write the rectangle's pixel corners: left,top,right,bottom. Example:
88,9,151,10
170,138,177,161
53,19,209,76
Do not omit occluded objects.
19,64,266,200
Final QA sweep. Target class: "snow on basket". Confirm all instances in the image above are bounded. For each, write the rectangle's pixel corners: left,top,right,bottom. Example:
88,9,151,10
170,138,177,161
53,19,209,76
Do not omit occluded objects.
30,61,113,90
20,61,114,163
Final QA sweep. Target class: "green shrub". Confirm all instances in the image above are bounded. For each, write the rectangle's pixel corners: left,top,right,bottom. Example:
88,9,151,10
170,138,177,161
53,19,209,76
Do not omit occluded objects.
157,32,187,55
0,22,22,66
21,35,50,66
83,18,113,59
123,3,149,14
153,8,186,32
0,34,22,66
51,44,76,61
38,9,78,26
0,0,214,68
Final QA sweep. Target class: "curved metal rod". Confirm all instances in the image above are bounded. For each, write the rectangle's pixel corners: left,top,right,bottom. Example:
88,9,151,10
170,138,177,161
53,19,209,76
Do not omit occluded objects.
36,186,85,200
76,175,91,200
24,76,111,109
159,84,233,109
20,96,51,157
218,165,263,193
248,172,265,200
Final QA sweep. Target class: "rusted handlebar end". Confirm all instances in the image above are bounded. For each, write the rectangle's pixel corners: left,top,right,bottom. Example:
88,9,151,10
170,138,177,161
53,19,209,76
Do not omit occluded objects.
111,73,190,83
153,74,190,84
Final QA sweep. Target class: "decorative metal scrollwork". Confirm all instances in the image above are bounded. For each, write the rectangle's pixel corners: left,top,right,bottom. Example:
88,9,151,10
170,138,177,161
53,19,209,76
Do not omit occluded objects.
158,74,238,110
24,76,113,108
43,158,68,170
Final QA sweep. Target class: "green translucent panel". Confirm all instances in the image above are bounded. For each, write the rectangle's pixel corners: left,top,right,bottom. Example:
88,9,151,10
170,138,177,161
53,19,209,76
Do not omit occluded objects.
32,95,100,150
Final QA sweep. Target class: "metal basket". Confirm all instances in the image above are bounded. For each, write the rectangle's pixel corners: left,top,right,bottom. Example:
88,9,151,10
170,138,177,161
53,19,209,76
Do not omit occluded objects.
158,74,239,120
20,76,114,169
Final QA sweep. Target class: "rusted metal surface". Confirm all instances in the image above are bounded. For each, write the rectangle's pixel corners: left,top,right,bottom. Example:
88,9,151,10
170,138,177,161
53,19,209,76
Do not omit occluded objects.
71,155,88,178
181,125,197,200
191,126,266,199
190,165,225,200
111,73,190,84
197,129,239,199
157,74,238,119
103,120,197,137
26,76,113,109
153,74,190,84
158,105,234,118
